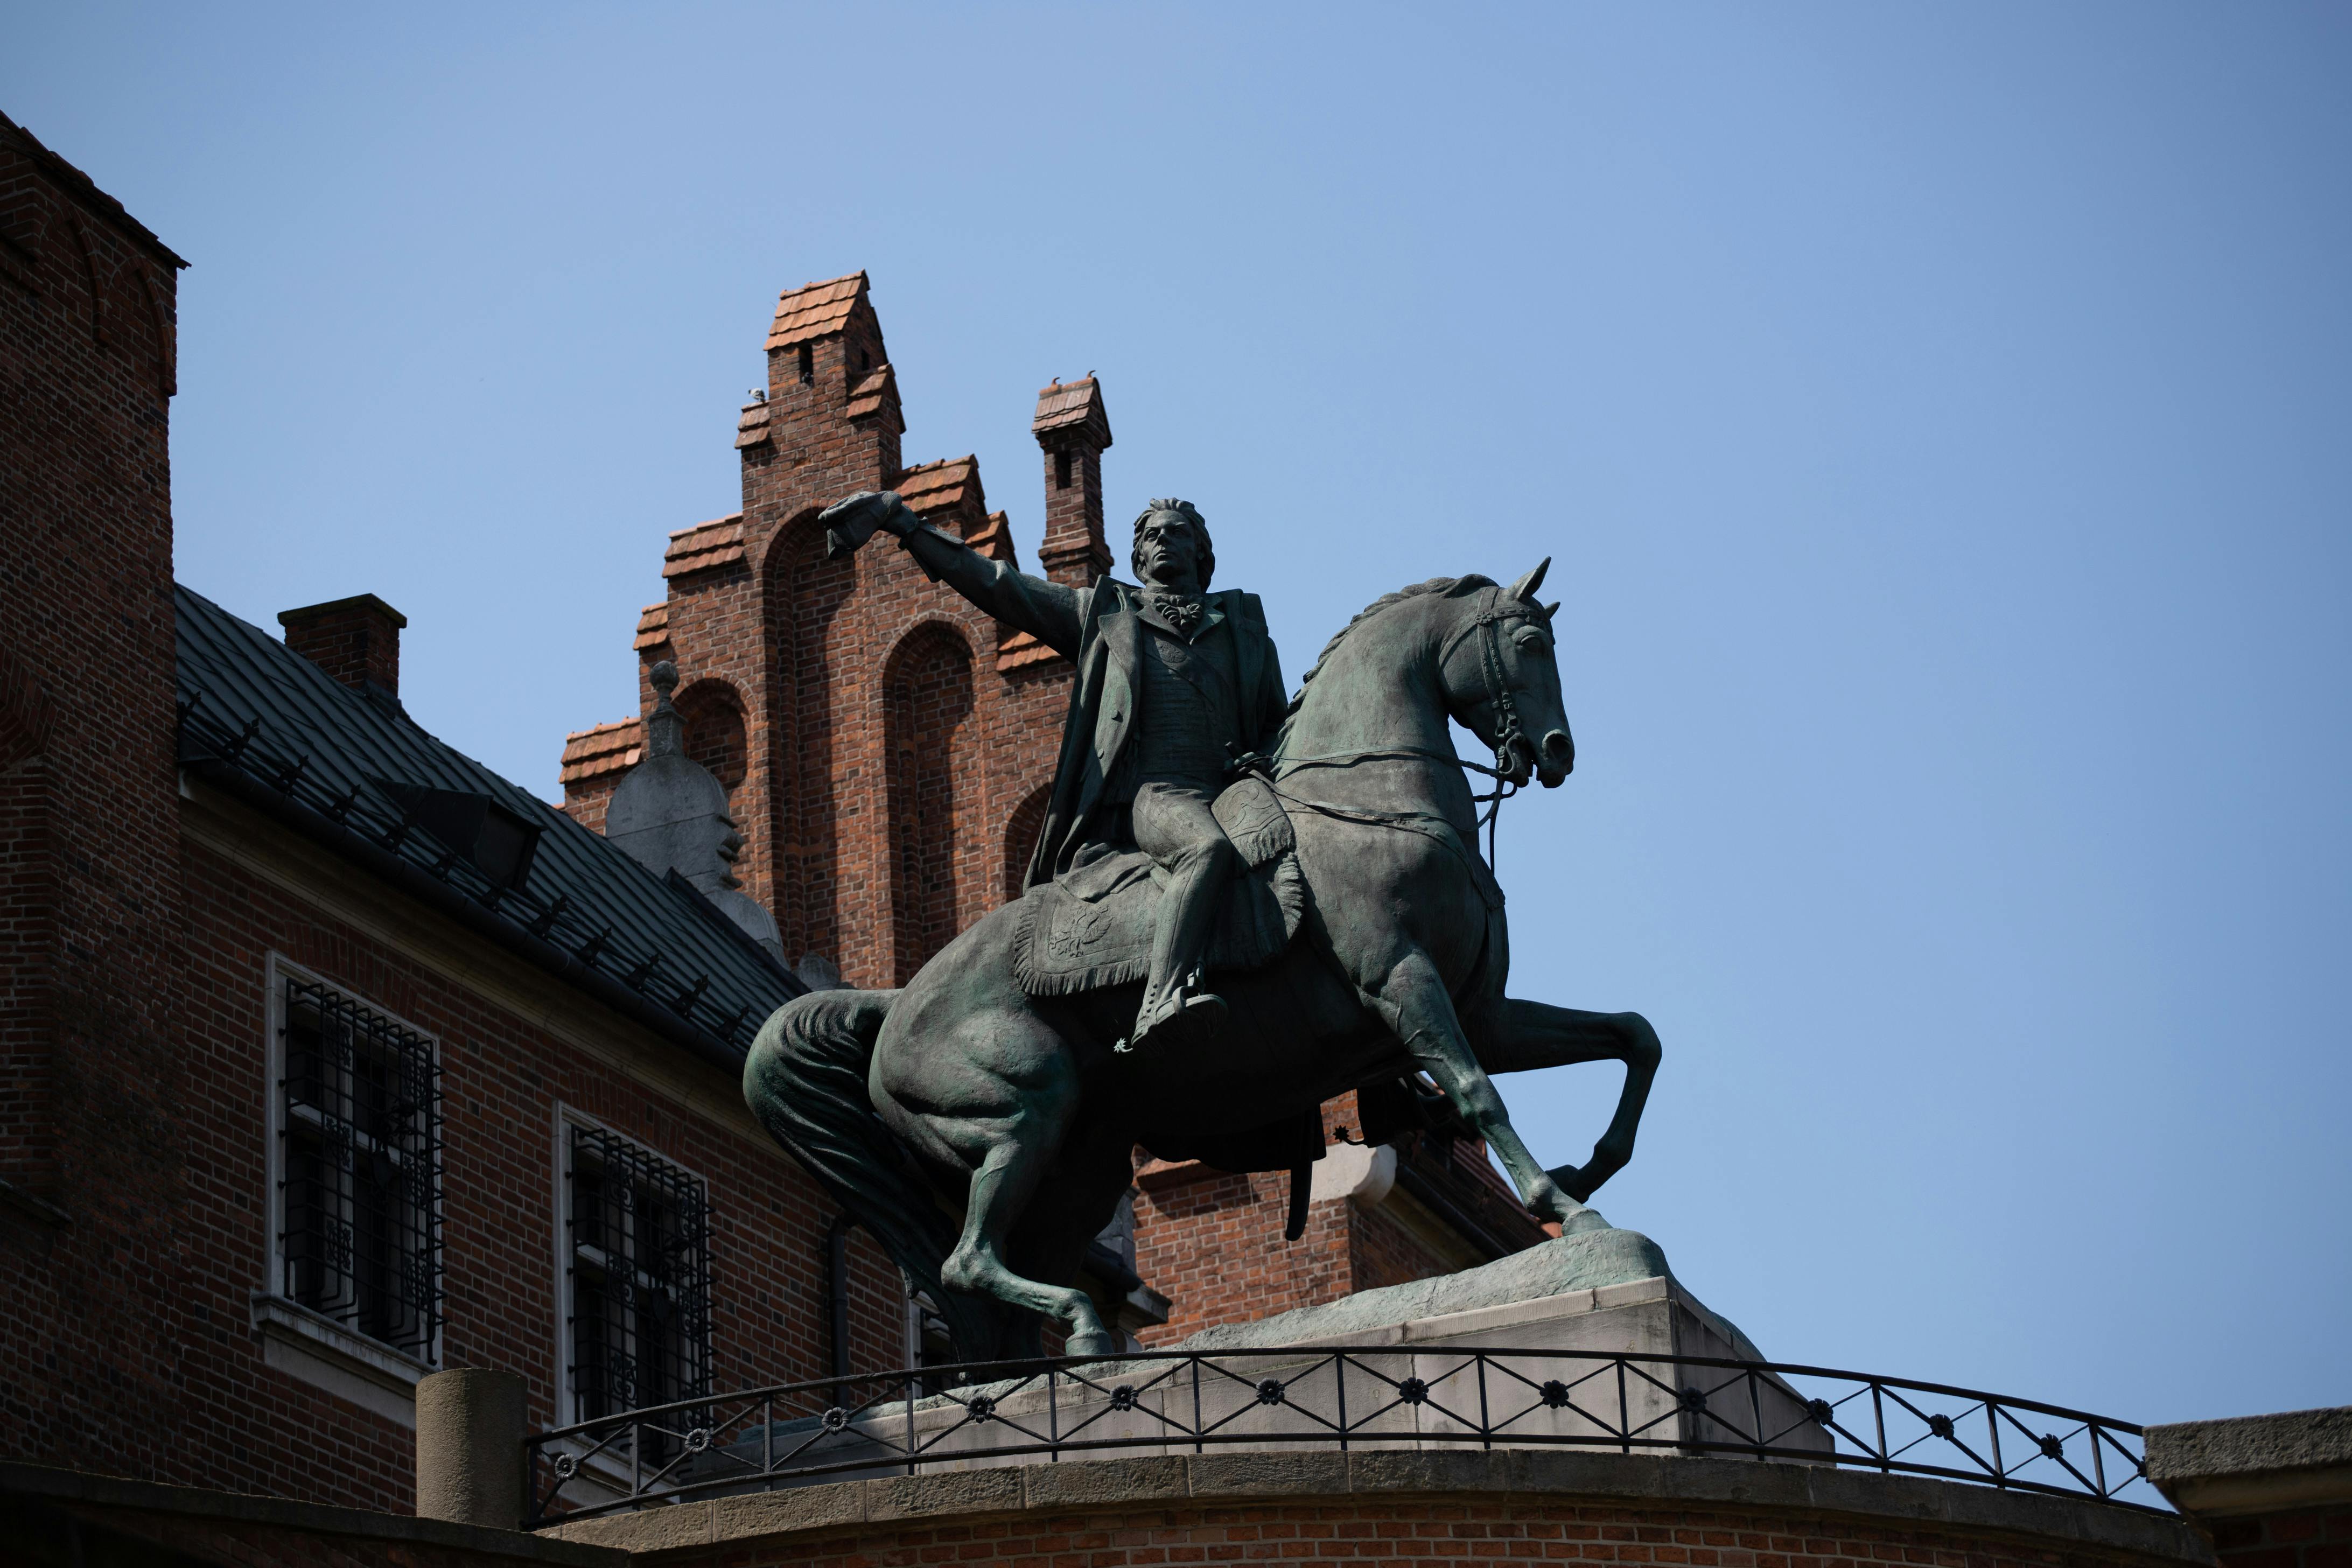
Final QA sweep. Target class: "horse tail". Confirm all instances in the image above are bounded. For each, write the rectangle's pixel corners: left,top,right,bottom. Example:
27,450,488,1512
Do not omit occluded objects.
743,990,1023,1363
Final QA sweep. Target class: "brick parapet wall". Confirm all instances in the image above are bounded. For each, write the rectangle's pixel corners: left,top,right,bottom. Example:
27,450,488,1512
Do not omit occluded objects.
548,1452,2209,1568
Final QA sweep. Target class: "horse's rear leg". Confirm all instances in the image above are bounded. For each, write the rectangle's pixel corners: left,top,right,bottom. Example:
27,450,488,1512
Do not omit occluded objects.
1473,999,1661,1203
941,1137,1117,1357
886,1011,1116,1358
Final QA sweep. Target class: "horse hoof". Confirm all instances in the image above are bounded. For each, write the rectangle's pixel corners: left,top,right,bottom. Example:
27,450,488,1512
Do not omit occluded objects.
1063,1330,1121,1359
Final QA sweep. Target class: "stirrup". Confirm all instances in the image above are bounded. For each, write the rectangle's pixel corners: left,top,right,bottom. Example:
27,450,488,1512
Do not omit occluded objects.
1115,984,1228,1056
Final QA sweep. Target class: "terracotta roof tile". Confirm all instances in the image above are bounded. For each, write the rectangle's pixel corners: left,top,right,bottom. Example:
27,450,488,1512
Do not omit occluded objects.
1031,376,1112,447
559,717,644,785
996,629,1065,673
662,514,746,578
734,398,773,449
844,362,901,428
765,270,868,351
895,455,982,518
967,508,1018,565
633,602,670,652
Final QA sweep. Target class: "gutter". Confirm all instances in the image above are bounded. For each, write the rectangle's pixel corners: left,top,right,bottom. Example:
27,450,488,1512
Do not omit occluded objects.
180,757,751,1076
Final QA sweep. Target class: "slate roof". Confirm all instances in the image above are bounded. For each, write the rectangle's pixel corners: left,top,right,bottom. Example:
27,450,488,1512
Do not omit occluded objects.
765,271,867,351
174,585,802,1065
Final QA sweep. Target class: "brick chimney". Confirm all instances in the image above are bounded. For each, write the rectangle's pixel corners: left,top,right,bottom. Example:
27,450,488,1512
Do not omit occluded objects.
1032,376,1113,587
279,594,407,696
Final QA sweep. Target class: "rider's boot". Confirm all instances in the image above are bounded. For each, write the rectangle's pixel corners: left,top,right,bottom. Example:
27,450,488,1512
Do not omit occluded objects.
1117,841,1236,1055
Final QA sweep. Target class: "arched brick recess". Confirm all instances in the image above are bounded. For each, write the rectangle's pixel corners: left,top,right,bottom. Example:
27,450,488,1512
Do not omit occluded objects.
760,511,849,971
884,623,976,984
1003,780,1049,906
674,678,747,790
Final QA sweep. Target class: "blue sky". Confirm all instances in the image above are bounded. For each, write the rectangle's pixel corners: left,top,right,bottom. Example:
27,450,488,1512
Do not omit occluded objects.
11,3,2347,1425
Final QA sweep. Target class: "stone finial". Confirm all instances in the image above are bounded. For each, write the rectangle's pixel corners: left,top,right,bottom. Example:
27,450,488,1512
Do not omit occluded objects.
605,661,786,963
646,660,684,759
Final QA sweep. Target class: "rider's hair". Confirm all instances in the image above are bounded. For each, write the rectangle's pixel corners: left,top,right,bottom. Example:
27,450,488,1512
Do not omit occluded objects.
1131,499,1215,590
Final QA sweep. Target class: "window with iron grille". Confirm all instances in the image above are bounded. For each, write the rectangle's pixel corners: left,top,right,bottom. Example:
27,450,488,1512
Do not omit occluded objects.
277,976,443,1358
564,1123,712,1422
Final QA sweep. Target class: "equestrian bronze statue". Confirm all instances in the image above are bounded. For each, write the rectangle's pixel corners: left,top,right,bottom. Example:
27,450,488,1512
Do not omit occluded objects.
746,488,1662,1359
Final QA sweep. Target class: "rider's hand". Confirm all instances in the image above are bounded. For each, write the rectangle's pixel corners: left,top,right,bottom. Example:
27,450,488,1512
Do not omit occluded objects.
821,491,914,558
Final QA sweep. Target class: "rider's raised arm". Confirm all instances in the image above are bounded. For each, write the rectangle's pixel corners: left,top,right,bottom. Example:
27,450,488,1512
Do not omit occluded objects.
824,491,1086,657
893,518,1084,657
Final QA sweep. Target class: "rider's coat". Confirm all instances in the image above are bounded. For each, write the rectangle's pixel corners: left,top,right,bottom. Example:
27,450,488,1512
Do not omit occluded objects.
896,523,1287,889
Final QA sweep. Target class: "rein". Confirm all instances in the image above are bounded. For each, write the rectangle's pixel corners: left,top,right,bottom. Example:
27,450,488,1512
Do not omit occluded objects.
1256,590,1543,878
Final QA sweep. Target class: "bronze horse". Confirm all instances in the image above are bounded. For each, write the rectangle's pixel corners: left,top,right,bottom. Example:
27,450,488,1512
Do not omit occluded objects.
746,564,1661,1358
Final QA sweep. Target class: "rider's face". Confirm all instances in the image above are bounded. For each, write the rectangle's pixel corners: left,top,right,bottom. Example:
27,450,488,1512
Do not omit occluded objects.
1137,517,1204,591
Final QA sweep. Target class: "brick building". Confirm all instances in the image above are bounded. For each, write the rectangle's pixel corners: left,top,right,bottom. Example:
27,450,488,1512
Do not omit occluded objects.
555,271,1550,1353
0,111,919,1515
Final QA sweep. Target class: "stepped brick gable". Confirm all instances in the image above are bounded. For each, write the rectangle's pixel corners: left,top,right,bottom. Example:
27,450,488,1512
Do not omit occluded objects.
563,272,1097,991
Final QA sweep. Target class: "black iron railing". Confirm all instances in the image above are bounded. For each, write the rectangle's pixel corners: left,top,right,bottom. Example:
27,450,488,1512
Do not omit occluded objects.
523,1346,2160,1527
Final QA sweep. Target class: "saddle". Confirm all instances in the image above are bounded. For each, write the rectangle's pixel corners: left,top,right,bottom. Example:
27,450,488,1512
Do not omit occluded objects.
1011,774,1306,998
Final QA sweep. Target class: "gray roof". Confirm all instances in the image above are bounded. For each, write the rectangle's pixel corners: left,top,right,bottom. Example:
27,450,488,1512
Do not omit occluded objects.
174,584,802,1067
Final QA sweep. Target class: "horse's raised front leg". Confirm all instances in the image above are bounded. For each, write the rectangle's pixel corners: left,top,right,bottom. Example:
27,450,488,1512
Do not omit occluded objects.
1360,950,1587,1231
1472,999,1661,1203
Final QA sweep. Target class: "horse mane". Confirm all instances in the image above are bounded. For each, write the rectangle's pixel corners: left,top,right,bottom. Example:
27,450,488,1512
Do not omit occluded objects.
1275,574,1496,747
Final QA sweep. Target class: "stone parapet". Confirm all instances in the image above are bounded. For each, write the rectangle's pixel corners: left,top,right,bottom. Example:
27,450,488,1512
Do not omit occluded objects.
2146,1406,2352,1518
2144,1406,2352,1568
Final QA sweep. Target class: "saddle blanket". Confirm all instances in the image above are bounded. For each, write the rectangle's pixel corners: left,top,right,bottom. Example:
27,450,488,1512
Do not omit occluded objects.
1011,774,1306,998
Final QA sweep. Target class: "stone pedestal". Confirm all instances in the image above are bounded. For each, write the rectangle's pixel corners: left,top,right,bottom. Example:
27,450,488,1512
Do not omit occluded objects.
691,1224,1826,1491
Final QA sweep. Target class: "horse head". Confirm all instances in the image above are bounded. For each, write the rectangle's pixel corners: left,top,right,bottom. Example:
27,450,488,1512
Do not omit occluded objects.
1440,558,1574,788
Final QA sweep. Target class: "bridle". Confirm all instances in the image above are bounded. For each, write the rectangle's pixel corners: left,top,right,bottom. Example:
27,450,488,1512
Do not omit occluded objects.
1253,587,1555,878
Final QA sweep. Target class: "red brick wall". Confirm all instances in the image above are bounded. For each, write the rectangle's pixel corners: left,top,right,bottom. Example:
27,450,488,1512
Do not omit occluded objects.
0,750,55,1181
2204,1506,2352,1568
0,115,193,1488
1131,1168,1486,1347
652,1491,2182,1568
165,832,909,1511
1130,1090,1550,1346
